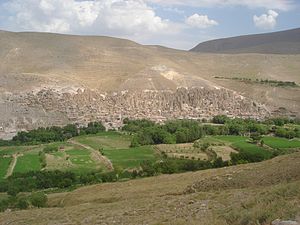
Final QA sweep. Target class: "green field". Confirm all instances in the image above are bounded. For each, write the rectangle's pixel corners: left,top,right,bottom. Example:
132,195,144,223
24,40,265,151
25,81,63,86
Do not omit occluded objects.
263,136,300,149
2,132,297,176
232,141,272,158
0,157,12,179
213,136,248,143
213,136,272,160
102,146,156,169
0,146,40,156
74,132,156,169
66,148,99,173
74,132,131,150
13,153,41,174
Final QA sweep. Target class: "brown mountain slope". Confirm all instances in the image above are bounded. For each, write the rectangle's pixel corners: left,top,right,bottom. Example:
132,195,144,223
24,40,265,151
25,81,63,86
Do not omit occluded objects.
0,152,299,225
190,28,300,54
0,31,300,139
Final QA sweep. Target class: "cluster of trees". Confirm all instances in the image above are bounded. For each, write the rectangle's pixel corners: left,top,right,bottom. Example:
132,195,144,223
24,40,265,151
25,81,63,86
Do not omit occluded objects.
210,115,300,138
214,76,298,87
0,170,77,194
230,150,272,164
0,169,136,194
124,119,204,147
0,121,106,146
258,79,297,87
139,157,227,177
122,119,155,133
12,124,79,144
274,127,300,139
264,117,300,126
0,192,47,212
80,122,105,135
204,116,269,136
125,116,300,147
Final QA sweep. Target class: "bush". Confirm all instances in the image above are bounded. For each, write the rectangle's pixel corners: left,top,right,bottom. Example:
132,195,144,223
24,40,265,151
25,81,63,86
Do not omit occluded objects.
39,151,47,168
43,145,58,153
0,199,9,212
7,185,20,196
16,197,29,210
212,115,229,124
30,192,47,208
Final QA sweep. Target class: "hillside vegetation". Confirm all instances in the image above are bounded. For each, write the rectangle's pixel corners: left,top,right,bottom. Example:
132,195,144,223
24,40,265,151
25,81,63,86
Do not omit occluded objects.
0,117,299,224
0,152,299,225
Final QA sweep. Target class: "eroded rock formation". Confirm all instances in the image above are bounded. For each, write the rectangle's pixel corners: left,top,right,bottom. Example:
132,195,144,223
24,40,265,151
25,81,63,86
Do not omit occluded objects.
0,87,269,139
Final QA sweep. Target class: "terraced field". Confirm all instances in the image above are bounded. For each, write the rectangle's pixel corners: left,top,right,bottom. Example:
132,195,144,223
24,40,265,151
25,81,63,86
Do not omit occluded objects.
156,143,209,160
65,148,100,173
0,157,12,179
13,153,41,174
102,146,156,169
73,132,131,150
1,133,299,177
263,136,300,149
214,135,273,160
0,146,38,156
74,132,156,169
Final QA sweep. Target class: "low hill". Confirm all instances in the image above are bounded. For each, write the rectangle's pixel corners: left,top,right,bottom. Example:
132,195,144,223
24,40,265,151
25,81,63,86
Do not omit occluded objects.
190,28,300,54
1,152,299,225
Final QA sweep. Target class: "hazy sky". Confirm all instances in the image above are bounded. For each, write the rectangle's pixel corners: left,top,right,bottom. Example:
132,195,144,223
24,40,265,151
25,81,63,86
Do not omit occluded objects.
0,0,299,49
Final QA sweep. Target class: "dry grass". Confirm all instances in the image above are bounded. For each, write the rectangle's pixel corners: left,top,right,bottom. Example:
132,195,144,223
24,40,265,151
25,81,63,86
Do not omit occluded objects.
45,152,72,171
0,31,299,115
211,146,237,161
156,143,208,160
1,152,299,225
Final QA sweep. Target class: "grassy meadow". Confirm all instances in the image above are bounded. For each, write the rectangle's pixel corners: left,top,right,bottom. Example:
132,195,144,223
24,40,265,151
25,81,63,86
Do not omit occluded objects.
263,136,300,149
102,146,155,169
13,153,42,174
0,157,12,179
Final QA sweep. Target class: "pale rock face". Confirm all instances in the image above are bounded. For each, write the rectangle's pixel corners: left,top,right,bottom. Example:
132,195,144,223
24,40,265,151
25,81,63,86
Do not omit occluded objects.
271,219,299,225
0,86,269,139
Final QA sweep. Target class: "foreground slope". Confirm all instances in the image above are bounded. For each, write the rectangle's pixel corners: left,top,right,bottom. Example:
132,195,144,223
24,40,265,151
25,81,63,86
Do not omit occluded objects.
0,30,300,139
1,152,299,225
190,28,300,54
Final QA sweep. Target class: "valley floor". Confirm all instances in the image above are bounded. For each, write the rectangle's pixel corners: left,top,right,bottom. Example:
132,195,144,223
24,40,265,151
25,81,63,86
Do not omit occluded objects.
1,152,300,225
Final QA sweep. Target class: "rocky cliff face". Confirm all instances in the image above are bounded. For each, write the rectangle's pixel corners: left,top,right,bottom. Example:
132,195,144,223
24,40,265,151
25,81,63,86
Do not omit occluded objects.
0,86,269,139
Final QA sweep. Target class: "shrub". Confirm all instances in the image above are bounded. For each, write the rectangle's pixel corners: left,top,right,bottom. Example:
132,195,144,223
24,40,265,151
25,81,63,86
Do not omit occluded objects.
43,145,58,153
7,185,20,196
16,197,29,210
30,192,47,208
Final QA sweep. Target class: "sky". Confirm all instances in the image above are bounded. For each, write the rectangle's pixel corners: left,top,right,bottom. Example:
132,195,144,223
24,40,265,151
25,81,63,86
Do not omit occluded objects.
0,0,299,49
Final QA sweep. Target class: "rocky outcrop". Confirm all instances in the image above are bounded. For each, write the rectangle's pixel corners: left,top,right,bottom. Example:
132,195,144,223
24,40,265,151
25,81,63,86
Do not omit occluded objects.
271,219,299,225
0,87,269,139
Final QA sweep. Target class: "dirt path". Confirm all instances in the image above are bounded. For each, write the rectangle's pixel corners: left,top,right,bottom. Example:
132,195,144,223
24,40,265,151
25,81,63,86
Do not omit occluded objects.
5,153,19,178
68,139,114,171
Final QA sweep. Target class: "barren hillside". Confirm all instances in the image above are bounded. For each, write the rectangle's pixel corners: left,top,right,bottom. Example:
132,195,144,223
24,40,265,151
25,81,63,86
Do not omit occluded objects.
190,28,300,54
0,30,300,139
